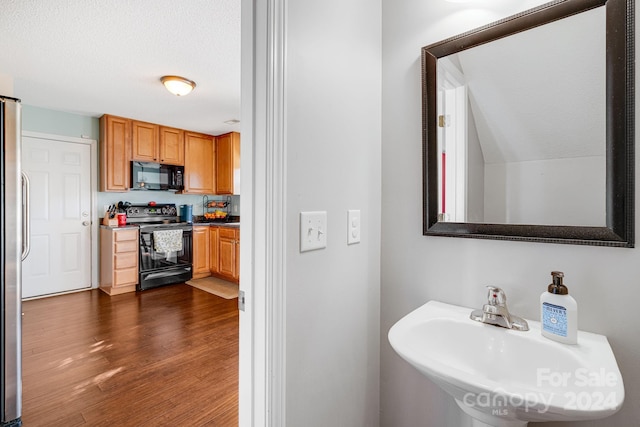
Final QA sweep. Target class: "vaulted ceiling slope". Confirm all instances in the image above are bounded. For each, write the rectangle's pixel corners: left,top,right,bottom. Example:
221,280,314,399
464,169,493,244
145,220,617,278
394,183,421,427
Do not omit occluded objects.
0,0,241,135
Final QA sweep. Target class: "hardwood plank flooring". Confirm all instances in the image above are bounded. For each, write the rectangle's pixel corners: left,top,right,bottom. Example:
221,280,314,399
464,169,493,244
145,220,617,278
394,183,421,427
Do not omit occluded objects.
21,284,239,426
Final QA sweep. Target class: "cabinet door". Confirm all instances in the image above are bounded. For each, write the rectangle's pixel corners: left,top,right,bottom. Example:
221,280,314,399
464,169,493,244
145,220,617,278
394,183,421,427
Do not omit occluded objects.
219,228,236,279
192,226,211,278
131,120,159,162
209,226,220,274
100,115,131,192
159,126,185,166
184,132,215,194
215,132,240,195
234,229,240,280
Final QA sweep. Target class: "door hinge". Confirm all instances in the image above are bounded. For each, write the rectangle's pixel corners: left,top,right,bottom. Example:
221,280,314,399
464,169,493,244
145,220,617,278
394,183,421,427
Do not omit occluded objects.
238,290,245,311
438,115,446,127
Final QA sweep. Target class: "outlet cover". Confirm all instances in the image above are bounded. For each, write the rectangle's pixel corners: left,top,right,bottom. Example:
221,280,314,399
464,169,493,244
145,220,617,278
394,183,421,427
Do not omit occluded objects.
347,210,361,244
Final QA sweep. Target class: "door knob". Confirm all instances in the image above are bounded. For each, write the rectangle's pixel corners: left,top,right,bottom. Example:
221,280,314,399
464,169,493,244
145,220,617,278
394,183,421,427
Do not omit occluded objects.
82,221,90,226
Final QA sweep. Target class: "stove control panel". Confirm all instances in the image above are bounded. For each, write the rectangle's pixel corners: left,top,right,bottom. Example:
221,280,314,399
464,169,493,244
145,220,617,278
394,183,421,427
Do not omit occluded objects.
125,204,178,222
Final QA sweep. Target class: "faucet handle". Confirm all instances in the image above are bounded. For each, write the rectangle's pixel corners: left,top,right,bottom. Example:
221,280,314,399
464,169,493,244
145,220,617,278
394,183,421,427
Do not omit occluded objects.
486,286,507,306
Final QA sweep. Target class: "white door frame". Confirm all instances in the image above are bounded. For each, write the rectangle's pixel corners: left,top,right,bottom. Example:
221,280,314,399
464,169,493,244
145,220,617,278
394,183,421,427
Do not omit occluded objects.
239,0,287,425
437,59,468,222
21,131,99,290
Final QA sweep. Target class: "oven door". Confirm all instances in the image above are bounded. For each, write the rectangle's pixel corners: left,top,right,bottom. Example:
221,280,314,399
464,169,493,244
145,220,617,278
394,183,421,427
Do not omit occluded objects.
138,224,193,290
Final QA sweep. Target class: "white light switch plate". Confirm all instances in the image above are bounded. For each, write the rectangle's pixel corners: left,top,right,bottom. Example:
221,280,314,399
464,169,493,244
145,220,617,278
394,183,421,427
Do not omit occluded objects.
300,211,327,252
347,210,361,244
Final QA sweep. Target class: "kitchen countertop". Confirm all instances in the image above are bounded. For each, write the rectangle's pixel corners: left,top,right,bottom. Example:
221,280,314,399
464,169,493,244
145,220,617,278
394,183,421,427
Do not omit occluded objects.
192,221,240,228
100,221,240,229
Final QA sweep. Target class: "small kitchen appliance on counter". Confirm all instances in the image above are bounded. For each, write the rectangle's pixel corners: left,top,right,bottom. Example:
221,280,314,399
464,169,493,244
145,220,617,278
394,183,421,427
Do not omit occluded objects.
180,204,193,223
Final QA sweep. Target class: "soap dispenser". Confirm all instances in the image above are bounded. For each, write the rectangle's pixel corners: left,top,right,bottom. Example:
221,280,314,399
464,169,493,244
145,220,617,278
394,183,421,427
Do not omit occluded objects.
540,271,578,344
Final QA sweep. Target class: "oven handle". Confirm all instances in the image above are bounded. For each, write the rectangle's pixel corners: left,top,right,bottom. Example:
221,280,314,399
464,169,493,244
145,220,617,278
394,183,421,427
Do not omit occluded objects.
139,228,193,234
141,269,192,280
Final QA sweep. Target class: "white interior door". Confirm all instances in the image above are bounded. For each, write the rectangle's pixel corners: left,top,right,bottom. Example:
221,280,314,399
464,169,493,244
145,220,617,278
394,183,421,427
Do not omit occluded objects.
21,135,92,298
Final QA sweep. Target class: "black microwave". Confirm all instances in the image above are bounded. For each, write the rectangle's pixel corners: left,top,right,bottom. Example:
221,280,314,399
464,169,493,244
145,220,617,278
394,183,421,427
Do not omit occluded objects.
131,161,184,191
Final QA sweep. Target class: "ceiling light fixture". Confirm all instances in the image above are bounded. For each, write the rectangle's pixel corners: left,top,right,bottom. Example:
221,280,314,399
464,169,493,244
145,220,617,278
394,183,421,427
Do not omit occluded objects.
161,75,196,96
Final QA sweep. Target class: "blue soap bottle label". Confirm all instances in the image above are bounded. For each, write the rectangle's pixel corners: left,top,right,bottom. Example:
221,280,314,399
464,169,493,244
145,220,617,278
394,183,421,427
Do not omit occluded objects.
542,302,567,337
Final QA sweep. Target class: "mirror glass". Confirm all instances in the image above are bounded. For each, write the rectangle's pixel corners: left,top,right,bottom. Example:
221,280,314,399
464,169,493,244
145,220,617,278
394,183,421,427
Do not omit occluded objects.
438,8,605,226
423,0,634,247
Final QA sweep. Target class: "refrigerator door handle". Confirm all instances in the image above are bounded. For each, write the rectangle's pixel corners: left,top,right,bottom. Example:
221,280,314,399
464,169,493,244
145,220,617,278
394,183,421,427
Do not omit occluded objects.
21,171,31,261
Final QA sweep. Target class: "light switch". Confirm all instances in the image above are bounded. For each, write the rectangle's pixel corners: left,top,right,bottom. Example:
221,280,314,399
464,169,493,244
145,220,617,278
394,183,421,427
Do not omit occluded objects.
300,211,327,252
347,210,361,244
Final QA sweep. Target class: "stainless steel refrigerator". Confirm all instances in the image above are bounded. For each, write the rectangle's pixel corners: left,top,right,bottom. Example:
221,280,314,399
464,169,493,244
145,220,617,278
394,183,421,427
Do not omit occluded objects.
1,95,24,427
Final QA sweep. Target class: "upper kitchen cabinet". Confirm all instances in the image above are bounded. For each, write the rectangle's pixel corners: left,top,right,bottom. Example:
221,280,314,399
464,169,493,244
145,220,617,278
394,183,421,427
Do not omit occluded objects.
131,120,158,162
215,132,240,195
159,126,185,166
100,114,131,192
183,131,215,194
131,121,184,166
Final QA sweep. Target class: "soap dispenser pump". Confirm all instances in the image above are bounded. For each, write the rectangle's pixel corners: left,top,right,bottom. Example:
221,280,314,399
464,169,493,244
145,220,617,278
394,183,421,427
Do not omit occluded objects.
540,271,578,344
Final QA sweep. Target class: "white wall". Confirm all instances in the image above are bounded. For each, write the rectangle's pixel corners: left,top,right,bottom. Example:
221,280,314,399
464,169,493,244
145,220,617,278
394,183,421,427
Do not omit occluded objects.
0,73,13,95
484,157,606,226
285,0,381,425
381,2,640,427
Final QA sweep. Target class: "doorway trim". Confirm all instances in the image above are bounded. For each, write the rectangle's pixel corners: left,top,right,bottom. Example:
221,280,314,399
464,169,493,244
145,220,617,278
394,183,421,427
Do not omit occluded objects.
21,131,99,290
239,0,287,425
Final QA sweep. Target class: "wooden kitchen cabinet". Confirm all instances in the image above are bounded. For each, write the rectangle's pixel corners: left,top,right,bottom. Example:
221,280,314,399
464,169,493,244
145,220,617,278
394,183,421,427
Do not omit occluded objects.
217,227,239,283
100,115,131,192
100,227,139,295
159,126,185,165
183,131,215,194
132,122,185,166
209,226,219,274
215,131,240,195
201,226,239,283
131,120,159,162
192,226,211,279
235,229,240,280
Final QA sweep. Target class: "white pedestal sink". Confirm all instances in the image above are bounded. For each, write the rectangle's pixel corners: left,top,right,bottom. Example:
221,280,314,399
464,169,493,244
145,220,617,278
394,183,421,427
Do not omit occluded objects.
388,301,624,427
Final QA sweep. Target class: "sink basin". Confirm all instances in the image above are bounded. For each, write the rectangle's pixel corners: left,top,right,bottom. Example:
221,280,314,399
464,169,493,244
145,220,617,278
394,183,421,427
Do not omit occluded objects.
388,301,624,427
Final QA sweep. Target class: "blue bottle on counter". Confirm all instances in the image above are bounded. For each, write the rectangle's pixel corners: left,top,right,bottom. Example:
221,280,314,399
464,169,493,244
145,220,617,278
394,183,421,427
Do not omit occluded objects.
180,204,193,223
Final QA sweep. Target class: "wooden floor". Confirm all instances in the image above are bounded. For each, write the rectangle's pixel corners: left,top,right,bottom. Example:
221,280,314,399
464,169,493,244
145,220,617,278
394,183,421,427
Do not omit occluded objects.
21,284,239,426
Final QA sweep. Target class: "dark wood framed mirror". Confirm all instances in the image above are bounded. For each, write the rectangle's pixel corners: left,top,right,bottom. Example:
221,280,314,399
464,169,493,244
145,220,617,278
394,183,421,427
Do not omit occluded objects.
422,0,634,247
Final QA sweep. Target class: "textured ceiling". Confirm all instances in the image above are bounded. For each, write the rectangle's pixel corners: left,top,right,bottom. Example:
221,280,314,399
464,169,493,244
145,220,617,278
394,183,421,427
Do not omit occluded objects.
0,0,241,135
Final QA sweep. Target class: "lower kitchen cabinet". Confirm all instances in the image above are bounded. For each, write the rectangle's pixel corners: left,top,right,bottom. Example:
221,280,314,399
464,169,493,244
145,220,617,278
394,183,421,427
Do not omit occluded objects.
235,229,240,280
192,225,211,279
191,225,240,284
100,227,139,295
209,226,219,274
217,227,239,283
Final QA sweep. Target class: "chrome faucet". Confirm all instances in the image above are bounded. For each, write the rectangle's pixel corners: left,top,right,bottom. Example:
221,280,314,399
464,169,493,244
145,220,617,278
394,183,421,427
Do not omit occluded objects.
470,286,529,331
